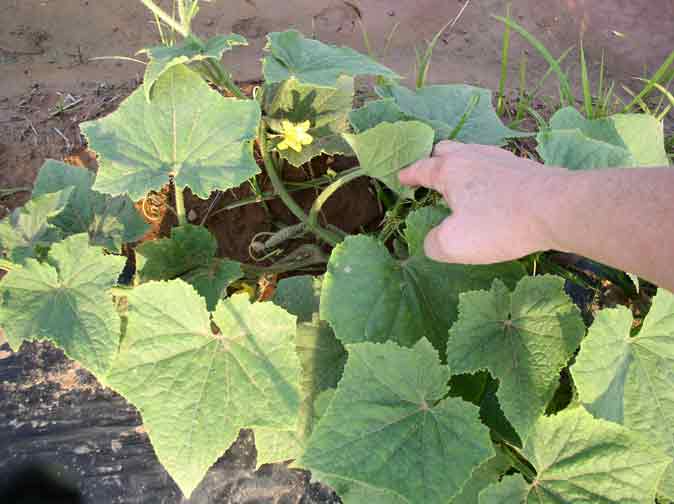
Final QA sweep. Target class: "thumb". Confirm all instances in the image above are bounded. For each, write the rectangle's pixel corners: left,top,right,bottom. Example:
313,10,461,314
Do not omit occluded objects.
423,216,464,263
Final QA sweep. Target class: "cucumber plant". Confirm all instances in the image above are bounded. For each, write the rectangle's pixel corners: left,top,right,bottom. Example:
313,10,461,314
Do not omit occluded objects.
1,1,673,502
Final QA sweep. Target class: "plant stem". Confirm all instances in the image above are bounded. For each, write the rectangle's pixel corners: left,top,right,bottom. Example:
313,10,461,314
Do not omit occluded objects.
205,59,247,99
258,124,343,246
139,0,189,38
308,168,364,228
174,184,187,226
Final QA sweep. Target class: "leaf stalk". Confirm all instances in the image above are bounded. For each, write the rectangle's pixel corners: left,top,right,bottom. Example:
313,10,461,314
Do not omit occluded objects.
258,123,343,246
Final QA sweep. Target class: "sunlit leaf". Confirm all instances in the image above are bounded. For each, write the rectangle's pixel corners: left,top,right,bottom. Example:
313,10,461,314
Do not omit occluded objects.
0,234,125,375
142,34,247,101
105,284,301,497
82,65,260,199
446,276,585,441
263,30,400,87
479,407,671,503
301,339,494,504
572,288,674,499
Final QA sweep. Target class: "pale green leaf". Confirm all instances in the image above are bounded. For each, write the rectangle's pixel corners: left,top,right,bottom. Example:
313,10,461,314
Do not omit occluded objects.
446,276,585,441
82,65,261,200
0,189,72,263
263,76,354,166
349,98,408,133
263,30,400,87
572,289,674,499
136,224,241,311
301,339,494,504
142,34,247,101
32,160,148,251
451,447,512,504
105,284,301,497
378,84,528,144
0,234,125,375
320,206,526,355
343,120,434,198
479,407,671,503
537,106,670,169
255,276,347,466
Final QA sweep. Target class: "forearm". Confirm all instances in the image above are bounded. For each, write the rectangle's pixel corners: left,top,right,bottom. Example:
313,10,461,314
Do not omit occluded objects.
537,168,674,291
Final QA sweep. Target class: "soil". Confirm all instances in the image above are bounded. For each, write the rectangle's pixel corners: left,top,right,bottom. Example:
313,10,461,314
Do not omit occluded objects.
0,1,672,502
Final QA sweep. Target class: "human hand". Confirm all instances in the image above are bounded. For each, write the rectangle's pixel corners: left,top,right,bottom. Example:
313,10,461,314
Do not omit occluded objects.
398,141,567,264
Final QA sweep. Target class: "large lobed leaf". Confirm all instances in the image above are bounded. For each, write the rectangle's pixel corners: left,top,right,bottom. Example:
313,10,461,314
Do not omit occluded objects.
343,120,434,198
0,234,125,375
104,282,302,497
479,407,671,503
301,339,494,504
536,107,670,169
82,65,261,200
446,275,585,442
262,76,354,166
377,84,528,144
572,288,674,499
320,206,526,355
263,30,400,87
0,188,72,263
142,34,247,101
135,224,242,311
32,160,148,252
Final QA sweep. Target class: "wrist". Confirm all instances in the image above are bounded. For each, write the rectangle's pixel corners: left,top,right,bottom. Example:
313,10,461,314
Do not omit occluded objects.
527,168,573,253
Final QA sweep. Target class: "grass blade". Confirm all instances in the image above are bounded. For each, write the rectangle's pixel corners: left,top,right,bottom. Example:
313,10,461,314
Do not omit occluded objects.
622,49,674,112
416,0,471,88
497,3,512,116
493,15,574,106
579,40,593,118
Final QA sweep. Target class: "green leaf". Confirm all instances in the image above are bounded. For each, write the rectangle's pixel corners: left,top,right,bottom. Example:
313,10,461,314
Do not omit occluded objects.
0,234,125,375
300,339,494,504
0,188,72,263
451,446,512,504
378,84,528,144
479,475,529,504
136,224,241,311
182,259,242,312
446,276,585,441
263,76,354,166
255,276,347,466
312,471,409,504
479,407,671,503
537,106,670,169
320,206,526,355
263,30,400,87
349,98,408,133
142,34,247,101
572,289,674,499
343,120,434,198
82,65,261,200
32,160,148,251
105,283,302,498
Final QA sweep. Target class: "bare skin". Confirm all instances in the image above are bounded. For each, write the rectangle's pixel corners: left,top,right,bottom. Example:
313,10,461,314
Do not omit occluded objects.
398,141,674,291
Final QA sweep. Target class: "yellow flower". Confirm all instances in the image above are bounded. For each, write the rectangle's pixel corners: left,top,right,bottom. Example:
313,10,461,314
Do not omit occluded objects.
277,120,313,152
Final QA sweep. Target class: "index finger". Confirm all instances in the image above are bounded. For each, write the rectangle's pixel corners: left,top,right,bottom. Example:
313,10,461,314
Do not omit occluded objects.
398,156,447,191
